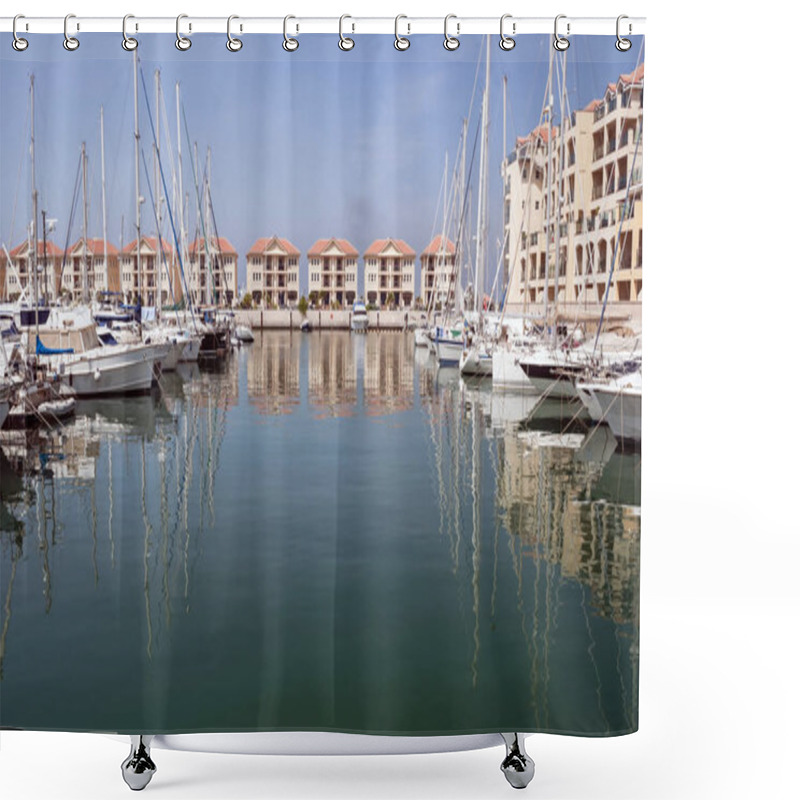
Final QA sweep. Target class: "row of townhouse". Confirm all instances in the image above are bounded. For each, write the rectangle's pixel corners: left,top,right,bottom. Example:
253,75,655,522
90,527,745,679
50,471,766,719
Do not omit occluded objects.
245,235,458,310
2,233,461,311
1,235,238,307
503,62,644,311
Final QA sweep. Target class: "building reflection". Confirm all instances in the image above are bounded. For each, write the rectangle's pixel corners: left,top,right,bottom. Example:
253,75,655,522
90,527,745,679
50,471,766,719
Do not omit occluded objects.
246,332,300,416
364,333,414,416
497,429,640,626
307,333,357,417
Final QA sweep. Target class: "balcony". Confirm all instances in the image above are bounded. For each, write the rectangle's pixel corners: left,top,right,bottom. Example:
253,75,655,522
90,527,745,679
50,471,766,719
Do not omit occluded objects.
618,176,627,192
606,138,616,155
593,145,604,161
592,186,604,201
594,105,605,122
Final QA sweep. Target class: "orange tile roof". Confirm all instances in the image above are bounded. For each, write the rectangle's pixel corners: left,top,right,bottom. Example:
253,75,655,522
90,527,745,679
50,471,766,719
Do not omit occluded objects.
422,235,456,256
307,238,358,257
247,236,300,257
67,237,119,256
121,236,174,255
8,240,64,258
620,63,645,85
364,238,415,258
189,236,238,255
517,124,557,148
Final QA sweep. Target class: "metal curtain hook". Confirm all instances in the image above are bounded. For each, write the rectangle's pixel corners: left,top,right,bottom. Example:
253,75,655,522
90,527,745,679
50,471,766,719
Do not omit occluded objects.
554,14,570,51
63,13,79,51
339,15,354,50
616,15,632,51
394,15,410,51
444,14,460,51
122,14,138,50
283,15,299,51
176,14,191,51
227,15,243,51
499,14,515,51
12,14,29,51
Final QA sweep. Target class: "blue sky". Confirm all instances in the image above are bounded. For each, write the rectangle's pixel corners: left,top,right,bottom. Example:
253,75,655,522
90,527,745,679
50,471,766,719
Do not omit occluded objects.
1,33,643,296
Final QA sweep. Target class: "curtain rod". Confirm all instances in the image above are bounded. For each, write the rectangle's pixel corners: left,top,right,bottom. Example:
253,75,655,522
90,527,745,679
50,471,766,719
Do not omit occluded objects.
0,16,645,37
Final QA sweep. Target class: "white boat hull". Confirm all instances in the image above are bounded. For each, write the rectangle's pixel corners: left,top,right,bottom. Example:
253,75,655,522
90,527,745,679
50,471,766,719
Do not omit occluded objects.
434,337,464,366
577,372,642,441
350,316,369,332
46,346,157,397
414,328,430,348
492,348,536,392
459,347,492,376
179,336,201,362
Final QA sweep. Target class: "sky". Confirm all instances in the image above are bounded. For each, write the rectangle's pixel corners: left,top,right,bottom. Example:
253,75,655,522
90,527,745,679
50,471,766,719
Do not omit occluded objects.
1,32,643,297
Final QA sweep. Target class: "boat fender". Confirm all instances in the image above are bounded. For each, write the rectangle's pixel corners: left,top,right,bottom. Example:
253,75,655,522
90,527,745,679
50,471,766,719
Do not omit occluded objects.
94,368,102,382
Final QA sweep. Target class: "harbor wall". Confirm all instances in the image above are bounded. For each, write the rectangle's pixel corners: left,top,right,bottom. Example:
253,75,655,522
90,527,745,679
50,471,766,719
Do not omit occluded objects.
234,309,427,330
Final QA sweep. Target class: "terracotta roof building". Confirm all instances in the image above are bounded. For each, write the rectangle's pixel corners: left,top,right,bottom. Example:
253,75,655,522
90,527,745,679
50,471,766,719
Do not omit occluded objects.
307,238,358,308
119,236,180,307
188,236,238,307
364,238,416,308
246,236,300,308
420,235,457,311
64,238,120,299
1,240,63,302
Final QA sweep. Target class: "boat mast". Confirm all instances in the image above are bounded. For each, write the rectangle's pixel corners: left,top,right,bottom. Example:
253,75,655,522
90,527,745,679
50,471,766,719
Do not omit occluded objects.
133,47,142,307
554,48,568,339
81,141,89,303
502,73,508,294
101,106,109,293
474,35,490,317
543,46,553,328
30,75,40,346
154,69,162,316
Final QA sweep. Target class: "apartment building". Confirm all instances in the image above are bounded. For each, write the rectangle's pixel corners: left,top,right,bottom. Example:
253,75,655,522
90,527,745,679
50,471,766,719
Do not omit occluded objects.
188,236,238,307
64,238,120,300
364,238,415,308
1,240,63,302
119,236,179,307
504,63,644,311
307,238,358,308
420,235,457,311
246,236,300,308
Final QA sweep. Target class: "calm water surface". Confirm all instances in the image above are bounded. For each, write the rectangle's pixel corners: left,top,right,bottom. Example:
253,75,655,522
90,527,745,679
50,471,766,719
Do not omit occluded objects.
0,332,640,736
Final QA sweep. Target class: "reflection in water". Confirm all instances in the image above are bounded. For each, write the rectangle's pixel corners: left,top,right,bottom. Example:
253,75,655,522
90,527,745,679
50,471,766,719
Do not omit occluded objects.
0,333,639,736
247,332,300,417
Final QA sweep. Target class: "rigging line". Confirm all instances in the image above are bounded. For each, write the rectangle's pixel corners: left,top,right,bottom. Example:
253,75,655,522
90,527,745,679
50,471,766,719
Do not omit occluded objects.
57,153,84,282
140,147,177,308
138,67,192,315
181,109,218,306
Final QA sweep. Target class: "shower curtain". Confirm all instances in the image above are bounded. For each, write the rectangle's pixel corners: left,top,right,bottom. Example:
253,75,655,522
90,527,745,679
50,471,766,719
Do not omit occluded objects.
0,22,643,747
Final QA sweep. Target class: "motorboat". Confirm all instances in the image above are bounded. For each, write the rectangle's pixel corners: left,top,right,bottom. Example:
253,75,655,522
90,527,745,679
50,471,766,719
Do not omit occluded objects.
350,301,368,332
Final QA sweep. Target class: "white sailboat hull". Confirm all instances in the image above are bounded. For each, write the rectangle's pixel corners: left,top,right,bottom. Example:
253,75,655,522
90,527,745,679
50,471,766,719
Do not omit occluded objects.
179,336,201,362
492,349,536,392
577,373,642,441
414,328,430,348
46,346,157,397
459,346,493,376
434,338,464,367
